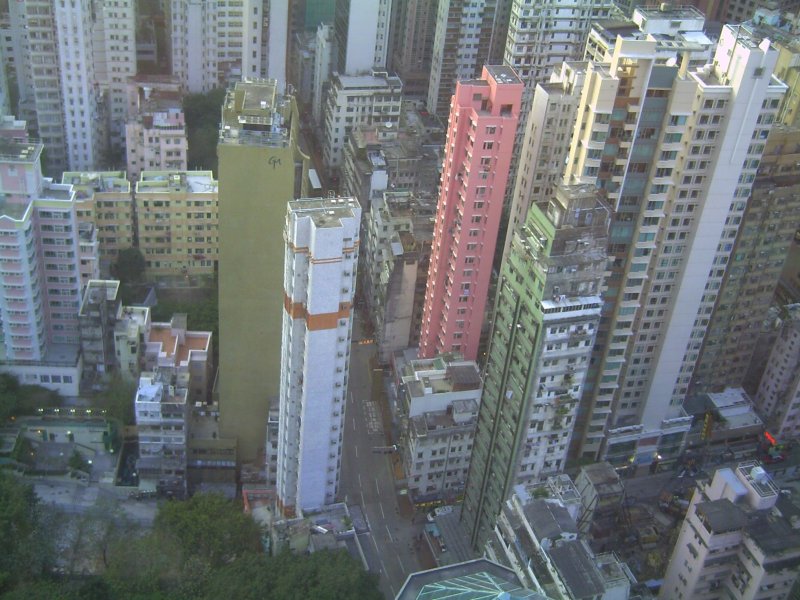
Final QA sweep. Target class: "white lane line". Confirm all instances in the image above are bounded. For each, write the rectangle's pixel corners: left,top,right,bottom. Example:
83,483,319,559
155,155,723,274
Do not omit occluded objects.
385,524,393,542
360,490,366,508
352,417,356,430
396,554,404,573
375,478,380,496
379,559,387,574
379,503,385,519
355,445,358,458
358,473,362,489
371,534,379,554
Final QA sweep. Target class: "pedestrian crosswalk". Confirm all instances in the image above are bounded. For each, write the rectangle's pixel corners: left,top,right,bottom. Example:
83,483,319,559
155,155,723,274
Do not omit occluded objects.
364,399,383,435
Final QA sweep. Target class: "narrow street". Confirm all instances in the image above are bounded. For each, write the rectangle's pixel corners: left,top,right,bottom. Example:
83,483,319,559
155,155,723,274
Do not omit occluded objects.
340,318,423,598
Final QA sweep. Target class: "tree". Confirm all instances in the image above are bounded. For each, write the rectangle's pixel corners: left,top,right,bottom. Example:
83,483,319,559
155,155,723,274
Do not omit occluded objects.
0,375,63,423
200,551,383,600
154,493,262,569
184,89,226,176
68,450,89,473
113,247,146,284
89,374,136,426
0,472,54,592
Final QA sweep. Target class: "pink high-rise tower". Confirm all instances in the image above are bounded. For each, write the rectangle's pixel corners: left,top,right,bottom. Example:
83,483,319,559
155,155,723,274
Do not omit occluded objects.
419,65,522,360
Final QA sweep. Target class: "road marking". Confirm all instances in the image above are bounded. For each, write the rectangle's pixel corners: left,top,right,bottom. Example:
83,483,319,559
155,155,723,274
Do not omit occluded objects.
396,554,404,573
371,534,380,554
358,473,362,489
379,503,385,519
386,524,393,542
375,478,380,496
360,490,366,508
379,558,387,574
355,445,358,458
352,417,356,430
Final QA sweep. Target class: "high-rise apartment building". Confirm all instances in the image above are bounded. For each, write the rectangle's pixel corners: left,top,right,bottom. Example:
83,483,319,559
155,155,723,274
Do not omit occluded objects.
418,65,522,361
691,125,800,394
0,131,94,395
334,0,393,75
8,0,104,174
217,79,310,465
388,0,438,99
427,1,503,119
311,23,334,128
135,171,218,279
562,27,786,468
277,196,360,516
661,463,800,600
170,0,264,93
92,0,136,153
462,184,609,549
502,0,613,198
125,78,188,180
502,61,587,265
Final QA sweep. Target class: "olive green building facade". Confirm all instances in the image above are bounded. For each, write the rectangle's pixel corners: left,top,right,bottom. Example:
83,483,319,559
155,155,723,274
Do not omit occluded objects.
217,79,310,465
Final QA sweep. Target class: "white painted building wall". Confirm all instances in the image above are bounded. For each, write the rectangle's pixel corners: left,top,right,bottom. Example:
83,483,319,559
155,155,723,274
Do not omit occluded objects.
55,0,104,171
643,28,787,431
277,197,361,514
267,0,289,91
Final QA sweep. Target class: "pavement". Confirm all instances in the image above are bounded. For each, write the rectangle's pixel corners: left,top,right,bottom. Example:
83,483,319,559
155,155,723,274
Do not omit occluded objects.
341,317,426,598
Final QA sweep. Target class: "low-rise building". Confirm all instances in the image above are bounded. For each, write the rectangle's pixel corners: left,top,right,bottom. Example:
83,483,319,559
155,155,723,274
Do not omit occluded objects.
143,314,212,405
322,71,403,176
393,350,481,504
683,388,764,452
63,171,134,275
135,370,190,496
341,107,444,211
136,171,219,278
135,313,212,496
113,305,150,382
78,280,121,382
661,462,800,600
487,485,637,599
363,191,435,363
574,462,624,546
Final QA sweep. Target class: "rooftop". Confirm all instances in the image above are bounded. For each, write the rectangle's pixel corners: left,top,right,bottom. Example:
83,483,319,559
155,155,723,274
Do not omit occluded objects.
737,461,779,498
485,64,523,86
634,4,705,21
79,280,120,315
288,196,360,228
548,540,607,599
334,71,403,92
62,171,130,194
147,316,210,367
579,462,624,496
220,78,293,147
524,500,578,541
695,499,747,533
0,138,42,164
136,171,217,194
396,558,542,600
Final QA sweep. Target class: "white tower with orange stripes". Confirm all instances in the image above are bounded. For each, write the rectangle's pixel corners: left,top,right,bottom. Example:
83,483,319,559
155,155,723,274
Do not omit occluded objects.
276,196,361,516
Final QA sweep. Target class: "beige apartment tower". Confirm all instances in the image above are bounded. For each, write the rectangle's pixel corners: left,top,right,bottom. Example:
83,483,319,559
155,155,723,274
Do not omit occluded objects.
217,79,310,465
